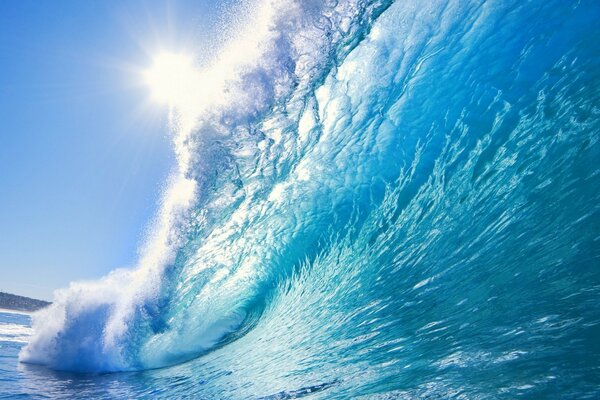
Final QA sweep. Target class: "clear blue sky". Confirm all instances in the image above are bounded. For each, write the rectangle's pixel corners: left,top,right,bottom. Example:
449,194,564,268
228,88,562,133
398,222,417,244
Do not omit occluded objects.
0,0,232,300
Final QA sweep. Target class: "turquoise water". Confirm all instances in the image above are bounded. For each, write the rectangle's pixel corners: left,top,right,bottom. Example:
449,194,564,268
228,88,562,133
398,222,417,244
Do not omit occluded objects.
4,0,600,398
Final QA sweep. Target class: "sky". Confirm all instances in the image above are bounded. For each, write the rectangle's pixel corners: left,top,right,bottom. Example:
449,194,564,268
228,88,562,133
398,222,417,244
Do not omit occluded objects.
0,0,234,300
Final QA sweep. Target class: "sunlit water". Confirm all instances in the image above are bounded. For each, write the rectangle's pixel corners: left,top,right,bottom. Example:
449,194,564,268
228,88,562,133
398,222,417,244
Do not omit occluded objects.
4,0,600,398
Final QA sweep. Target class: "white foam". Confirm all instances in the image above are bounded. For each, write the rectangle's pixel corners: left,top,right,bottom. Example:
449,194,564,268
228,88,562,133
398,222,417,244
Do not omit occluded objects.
0,323,34,343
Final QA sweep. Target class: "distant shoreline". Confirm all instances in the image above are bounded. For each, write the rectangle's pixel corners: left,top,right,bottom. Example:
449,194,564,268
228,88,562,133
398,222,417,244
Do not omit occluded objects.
0,292,51,313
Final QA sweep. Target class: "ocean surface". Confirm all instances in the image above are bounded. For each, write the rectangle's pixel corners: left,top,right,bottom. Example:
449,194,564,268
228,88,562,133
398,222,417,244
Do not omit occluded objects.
3,0,600,398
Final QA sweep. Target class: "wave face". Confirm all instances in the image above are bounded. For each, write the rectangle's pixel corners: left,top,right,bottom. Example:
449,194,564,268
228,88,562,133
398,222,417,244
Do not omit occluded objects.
20,0,600,397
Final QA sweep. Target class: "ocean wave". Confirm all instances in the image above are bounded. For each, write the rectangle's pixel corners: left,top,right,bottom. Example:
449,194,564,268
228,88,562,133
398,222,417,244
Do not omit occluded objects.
20,0,394,372
19,0,600,397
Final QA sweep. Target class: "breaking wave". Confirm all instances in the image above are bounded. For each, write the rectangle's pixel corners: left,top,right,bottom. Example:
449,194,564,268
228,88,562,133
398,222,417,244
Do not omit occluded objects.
20,0,600,397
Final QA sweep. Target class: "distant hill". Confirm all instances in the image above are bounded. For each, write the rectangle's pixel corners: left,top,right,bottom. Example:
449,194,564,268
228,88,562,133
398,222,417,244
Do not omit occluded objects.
0,291,51,312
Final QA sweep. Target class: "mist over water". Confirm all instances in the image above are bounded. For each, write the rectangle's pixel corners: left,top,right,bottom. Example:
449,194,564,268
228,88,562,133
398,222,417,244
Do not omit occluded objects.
10,0,600,398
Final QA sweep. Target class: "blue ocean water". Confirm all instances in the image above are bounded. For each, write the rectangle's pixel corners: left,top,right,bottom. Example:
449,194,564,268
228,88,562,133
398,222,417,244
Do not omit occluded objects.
3,0,600,398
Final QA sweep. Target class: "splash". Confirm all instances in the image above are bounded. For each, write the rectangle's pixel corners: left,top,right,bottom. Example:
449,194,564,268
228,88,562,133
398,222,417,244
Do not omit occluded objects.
20,0,600,397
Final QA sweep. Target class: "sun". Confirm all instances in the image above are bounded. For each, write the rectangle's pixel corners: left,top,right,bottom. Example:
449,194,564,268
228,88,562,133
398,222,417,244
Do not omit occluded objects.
143,52,197,106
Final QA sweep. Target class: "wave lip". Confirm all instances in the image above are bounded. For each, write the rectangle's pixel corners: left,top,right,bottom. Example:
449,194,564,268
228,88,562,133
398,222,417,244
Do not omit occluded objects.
19,0,393,373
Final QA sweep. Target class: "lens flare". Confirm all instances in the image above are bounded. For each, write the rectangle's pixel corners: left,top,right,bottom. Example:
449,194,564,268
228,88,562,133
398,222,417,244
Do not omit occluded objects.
144,52,197,106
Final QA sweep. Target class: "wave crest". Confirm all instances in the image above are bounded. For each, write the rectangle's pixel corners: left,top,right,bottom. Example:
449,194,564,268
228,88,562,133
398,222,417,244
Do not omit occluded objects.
20,0,392,372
